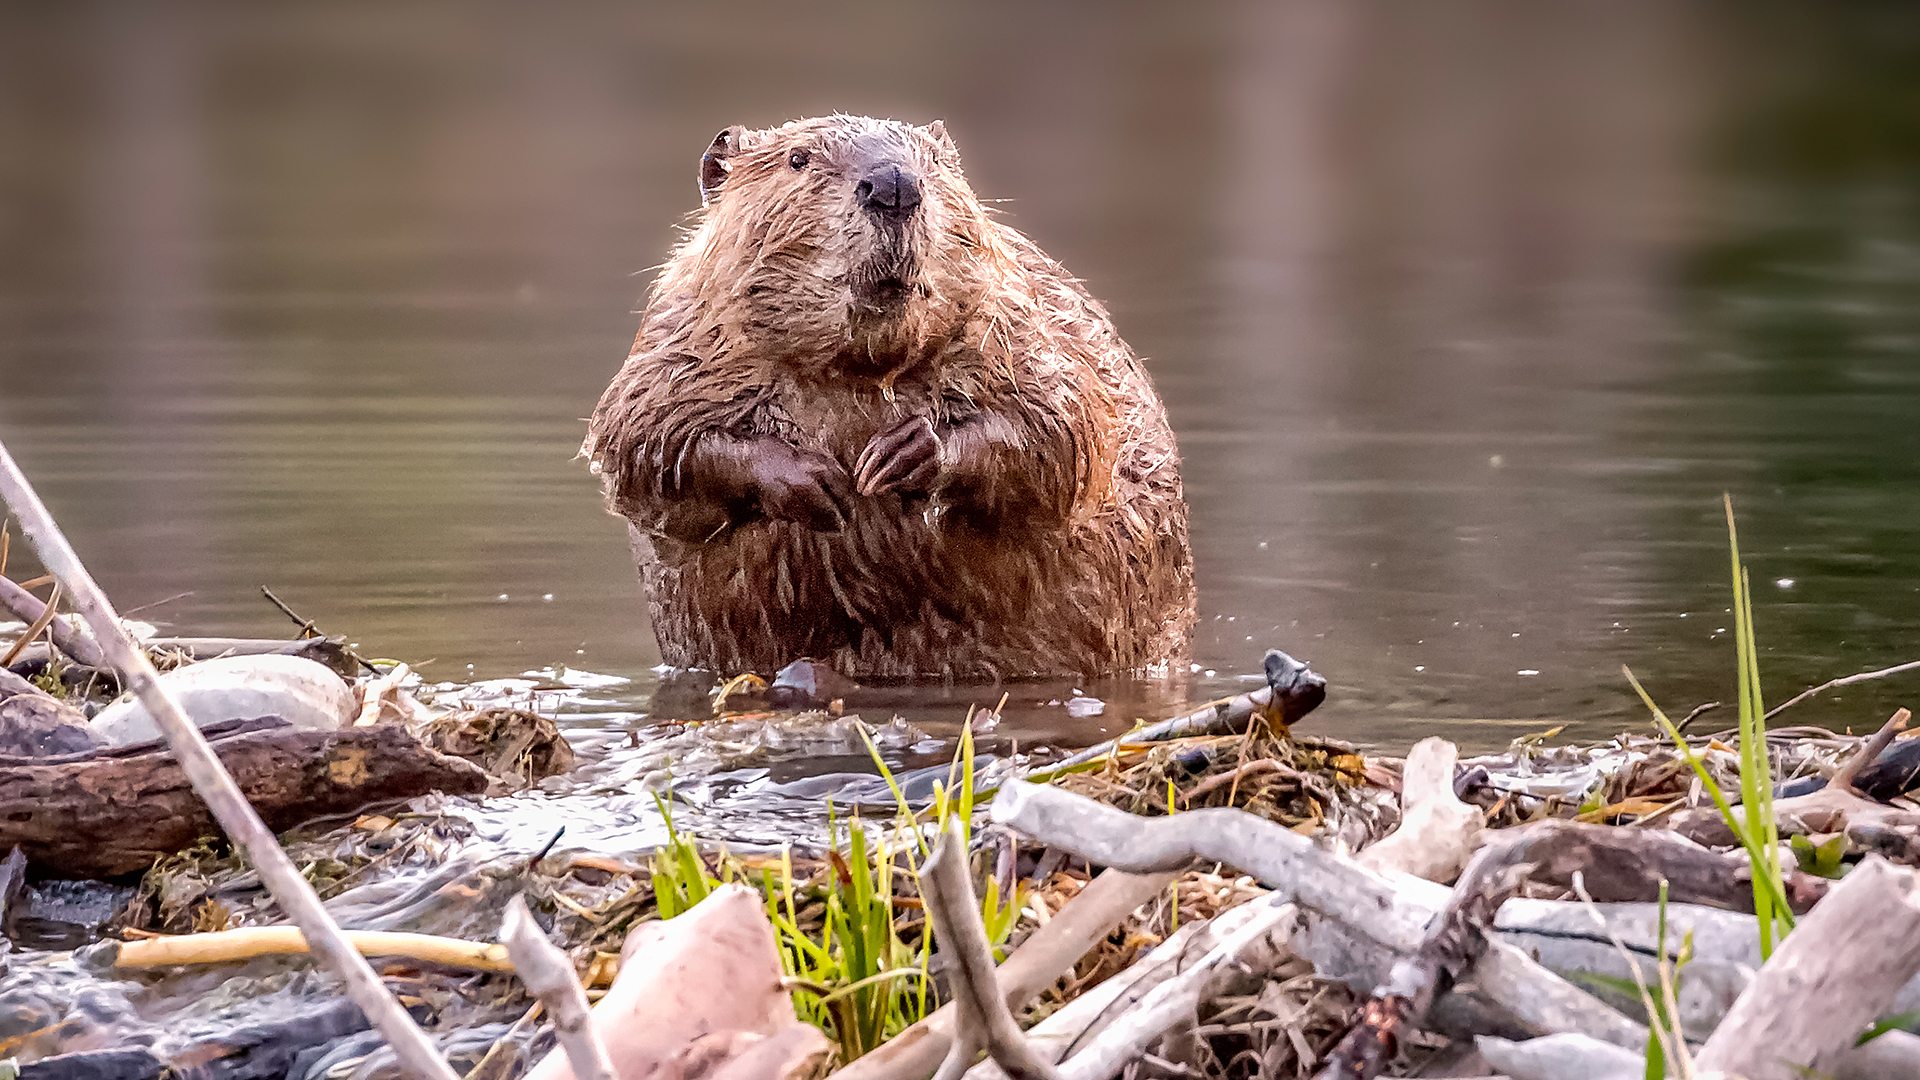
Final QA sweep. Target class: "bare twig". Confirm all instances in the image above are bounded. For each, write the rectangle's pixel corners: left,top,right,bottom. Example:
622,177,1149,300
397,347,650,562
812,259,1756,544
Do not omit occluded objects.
1319,837,1531,1080
1831,708,1911,794
0,438,458,1080
1766,659,1920,721
1673,699,1722,733
261,585,378,674
1356,737,1484,883
1474,1034,1642,1080
833,868,1175,1080
0,573,106,668
500,896,614,1080
925,819,1059,1080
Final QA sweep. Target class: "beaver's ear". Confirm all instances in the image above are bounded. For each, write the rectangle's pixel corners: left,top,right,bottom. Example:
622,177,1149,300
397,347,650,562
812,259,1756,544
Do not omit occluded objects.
699,126,747,207
923,119,959,161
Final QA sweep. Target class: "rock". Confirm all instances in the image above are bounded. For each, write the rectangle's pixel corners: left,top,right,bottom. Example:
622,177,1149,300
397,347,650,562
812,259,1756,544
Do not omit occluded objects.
89,655,355,746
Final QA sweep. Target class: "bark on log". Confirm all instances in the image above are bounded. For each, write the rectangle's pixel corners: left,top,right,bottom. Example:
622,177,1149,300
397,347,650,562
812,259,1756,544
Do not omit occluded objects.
1693,856,1920,1080
0,722,488,877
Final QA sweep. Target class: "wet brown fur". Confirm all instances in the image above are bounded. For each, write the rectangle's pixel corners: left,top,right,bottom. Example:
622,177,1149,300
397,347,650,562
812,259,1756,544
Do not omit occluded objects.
585,115,1195,679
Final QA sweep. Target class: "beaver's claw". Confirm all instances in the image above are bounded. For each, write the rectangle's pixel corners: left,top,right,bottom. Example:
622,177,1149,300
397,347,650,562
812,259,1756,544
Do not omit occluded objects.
749,444,854,531
854,416,942,497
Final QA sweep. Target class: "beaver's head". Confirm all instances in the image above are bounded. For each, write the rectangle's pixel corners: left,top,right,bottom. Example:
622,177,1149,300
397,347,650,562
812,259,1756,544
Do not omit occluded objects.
675,114,997,375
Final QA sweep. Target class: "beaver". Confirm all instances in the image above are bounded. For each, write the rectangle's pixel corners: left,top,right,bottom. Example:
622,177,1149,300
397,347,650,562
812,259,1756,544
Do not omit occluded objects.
585,114,1195,680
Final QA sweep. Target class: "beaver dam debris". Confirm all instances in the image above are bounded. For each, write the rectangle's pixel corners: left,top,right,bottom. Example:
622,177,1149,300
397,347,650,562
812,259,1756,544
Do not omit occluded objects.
9,460,1920,1077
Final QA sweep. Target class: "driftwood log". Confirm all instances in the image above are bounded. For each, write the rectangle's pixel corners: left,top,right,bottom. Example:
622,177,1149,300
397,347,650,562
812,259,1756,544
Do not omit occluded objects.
0,720,488,877
1692,856,1920,1080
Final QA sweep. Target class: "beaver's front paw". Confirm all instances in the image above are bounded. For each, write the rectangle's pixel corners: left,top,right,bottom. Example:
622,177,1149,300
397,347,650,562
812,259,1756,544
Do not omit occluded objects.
747,441,855,531
854,417,942,498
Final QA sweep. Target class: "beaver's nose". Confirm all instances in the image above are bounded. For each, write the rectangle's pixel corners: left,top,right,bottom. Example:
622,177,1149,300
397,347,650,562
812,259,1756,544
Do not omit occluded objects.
855,163,922,220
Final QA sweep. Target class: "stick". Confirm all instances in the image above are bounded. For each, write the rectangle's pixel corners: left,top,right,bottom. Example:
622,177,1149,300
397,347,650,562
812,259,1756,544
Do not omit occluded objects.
967,916,1220,1075
832,867,1175,1080
261,585,378,674
1049,899,1294,1080
500,896,615,1080
1474,1034,1642,1080
0,573,107,668
1693,856,1920,1080
993,783,1645,1049
1766,658,1920,721
1831,708,1911,794
110,926,518,976
1026,649,1325,781
924,819,1059,1080
0,439,458,1080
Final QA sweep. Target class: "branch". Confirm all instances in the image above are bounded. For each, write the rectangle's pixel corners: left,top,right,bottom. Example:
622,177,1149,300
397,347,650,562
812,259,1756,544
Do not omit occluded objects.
993,782,1645,1050
924,819,1058,1080
1693,856,1920,1080
832,867,1174,1080
0,439,458,1080
1049,899,1294,1080
500,896,615,1080
1766,658,1920,721
111,926,515,975
1831,708,1911,794
0,572,107,668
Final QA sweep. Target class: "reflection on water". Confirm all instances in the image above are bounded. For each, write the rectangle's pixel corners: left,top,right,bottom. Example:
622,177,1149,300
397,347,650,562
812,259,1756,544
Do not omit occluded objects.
3,3,1920,752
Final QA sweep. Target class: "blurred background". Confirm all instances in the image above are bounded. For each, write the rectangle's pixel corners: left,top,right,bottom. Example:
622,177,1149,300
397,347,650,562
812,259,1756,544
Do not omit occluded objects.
2,2,1918,749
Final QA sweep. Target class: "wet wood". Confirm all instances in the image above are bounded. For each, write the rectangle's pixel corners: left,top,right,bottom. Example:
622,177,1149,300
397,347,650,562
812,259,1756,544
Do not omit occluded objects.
0,721,488,877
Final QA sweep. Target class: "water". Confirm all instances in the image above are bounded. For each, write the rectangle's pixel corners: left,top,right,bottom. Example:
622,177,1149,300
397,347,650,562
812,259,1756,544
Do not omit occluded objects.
4,3,1920,752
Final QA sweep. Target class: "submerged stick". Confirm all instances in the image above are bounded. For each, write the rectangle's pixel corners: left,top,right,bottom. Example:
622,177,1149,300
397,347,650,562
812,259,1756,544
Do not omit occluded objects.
0,438,459,1080
924,820,1059,1080
500,897,615,1080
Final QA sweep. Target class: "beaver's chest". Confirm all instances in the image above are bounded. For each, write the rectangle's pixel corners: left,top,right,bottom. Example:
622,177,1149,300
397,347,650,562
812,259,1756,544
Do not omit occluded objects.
757,373,945,472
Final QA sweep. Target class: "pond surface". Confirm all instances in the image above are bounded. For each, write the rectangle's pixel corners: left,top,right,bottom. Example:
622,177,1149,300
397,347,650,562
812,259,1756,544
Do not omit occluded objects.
4,3,1920,753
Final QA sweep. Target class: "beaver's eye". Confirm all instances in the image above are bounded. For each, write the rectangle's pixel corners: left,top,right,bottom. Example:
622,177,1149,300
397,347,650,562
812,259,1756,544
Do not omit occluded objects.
788,150,811,170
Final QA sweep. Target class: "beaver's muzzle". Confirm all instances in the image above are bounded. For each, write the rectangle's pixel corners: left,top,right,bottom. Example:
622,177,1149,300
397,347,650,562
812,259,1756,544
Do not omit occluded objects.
856,163,922,223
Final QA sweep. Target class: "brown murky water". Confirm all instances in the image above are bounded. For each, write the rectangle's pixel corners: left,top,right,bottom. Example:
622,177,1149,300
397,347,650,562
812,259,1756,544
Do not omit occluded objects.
4,3,1920,752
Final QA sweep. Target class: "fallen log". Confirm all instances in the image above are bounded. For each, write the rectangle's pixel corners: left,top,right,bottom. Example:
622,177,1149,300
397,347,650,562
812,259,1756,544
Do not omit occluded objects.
1693,856,1920,1080
0,721,488,877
